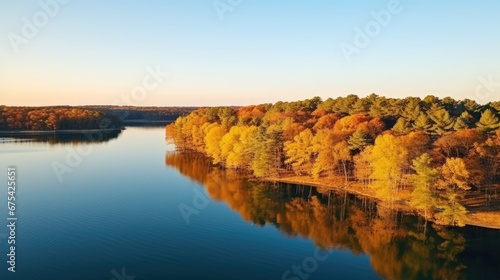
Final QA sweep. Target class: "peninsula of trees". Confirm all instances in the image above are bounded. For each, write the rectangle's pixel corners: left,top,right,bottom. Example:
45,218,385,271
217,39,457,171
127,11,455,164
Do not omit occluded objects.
166,94,500,227
0,105,196,131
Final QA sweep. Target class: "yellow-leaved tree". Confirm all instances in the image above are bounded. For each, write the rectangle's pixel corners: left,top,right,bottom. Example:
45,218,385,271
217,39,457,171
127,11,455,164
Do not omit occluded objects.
310,129,335,179
333,141,351,184
284,129,314,176
369,134,409,202
353,145,374,189
204,123,228,165
220,126,257,169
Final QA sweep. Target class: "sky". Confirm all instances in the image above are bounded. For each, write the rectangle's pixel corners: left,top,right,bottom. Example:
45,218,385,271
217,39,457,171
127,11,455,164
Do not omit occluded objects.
1,0,499,106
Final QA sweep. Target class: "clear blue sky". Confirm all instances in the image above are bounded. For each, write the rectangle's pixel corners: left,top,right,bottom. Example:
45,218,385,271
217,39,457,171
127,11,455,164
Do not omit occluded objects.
1,0,499,106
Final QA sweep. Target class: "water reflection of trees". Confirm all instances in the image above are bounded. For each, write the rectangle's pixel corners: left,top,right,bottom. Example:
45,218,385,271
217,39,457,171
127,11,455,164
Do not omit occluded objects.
166,152,500,280
0,130,121,145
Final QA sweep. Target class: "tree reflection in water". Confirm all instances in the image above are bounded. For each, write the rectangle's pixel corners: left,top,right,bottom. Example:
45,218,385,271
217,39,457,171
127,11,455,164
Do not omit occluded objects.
166,152,500,280
0,129,121,145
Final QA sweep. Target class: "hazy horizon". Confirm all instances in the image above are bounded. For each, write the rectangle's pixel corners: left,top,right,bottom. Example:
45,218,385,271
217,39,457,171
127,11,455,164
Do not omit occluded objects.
0,91,497,108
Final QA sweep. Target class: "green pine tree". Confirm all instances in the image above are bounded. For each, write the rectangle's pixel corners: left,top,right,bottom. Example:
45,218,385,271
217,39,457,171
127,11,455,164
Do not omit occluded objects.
410,153,437,220
477,109,500,132
435,193,468,227
429,109,455,135
370,97,388,117
349,98,370,114
392,117,412,134
348,129,372,152
402,98,422,121
413,113,432,133
453,111,473,131
435,158,470,227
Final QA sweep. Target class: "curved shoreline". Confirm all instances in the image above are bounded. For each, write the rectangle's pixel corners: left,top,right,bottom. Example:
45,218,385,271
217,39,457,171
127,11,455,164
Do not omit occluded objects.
262,176,500,230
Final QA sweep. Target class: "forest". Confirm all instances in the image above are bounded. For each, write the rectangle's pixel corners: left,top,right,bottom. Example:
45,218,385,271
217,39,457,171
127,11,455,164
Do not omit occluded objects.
0,106,196,131
0,106,122,131
166,94,500,227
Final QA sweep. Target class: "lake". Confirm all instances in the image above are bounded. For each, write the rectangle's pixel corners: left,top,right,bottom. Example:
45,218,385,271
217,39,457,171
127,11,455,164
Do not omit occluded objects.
0,126,499,280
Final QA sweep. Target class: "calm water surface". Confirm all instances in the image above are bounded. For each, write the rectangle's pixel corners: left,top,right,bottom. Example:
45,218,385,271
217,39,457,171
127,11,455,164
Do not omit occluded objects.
0,127,499,280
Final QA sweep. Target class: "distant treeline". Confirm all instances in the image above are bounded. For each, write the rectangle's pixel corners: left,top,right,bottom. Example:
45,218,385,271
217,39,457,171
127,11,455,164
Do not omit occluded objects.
166,94,500,226
79,106,197,122
0,106,197,131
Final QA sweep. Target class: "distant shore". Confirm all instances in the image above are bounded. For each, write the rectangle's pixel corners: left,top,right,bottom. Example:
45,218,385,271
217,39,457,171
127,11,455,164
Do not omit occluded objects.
122,120,174,125
262,176,500,230
0,128,122,136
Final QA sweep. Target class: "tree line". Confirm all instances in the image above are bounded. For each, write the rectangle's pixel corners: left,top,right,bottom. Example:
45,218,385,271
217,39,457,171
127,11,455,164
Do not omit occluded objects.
0,106,122,131
80,105,197,121
0,106,197,131
166,94,500,226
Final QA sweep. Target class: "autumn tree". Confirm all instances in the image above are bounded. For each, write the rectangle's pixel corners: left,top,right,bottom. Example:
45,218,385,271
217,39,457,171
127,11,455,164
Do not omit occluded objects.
369,134,409,202
204,124,228,164
220,126,257,169
284,129,314,176
311,130,351,179
432,129,486,162
333,141,352,184
312,114,339,131
354,146,374,188
474,130,500,204
333,114,371,133
398,131,430,187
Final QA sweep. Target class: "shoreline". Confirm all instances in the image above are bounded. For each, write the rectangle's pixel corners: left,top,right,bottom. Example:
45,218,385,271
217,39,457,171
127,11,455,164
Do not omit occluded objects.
122,120,174,125
0,128,122,136
261,176,500,230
